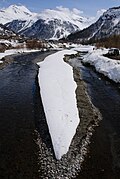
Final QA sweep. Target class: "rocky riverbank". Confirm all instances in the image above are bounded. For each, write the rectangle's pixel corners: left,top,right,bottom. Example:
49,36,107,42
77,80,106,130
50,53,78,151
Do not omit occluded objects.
0,50,102,178
36,54,101,178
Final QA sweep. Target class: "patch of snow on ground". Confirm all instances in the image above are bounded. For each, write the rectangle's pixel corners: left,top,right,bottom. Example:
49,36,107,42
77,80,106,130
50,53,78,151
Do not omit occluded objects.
0,48,40,63
82,48,120,83
37,50,80,160
73,45,94,52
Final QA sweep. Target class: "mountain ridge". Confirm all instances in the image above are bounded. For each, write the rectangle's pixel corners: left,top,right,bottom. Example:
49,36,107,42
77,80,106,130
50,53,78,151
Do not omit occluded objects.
0,5,97,39
67,6,120,42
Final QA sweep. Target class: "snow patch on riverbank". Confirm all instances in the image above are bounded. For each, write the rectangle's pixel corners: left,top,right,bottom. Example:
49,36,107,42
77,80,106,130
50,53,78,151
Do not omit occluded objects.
81,48,120,83
73,45,94,52
37,50,80,160
0,48,41,63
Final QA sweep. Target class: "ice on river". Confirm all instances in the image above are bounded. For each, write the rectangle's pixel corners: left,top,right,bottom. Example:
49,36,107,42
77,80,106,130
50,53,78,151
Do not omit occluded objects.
37,50,80,160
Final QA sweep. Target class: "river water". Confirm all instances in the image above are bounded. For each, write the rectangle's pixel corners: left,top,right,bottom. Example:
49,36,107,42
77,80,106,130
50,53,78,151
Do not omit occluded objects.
76,63,120,179
0,52,120,179
0,51,54,179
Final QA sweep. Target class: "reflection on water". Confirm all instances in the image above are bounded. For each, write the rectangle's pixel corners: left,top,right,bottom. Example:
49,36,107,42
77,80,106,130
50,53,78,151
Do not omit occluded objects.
0,51,52,179
1,52,120,179
77,63,120,179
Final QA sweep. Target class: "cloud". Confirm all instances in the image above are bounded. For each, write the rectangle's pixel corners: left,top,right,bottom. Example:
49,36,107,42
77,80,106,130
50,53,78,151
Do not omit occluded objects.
56,6,83,15
56,6,70,13
96,9,106,17
73,8,83,15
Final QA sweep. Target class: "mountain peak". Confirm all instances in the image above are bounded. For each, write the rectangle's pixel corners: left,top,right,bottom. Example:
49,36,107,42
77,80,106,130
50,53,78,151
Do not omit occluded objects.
0,5,37,24
6,4,32,15
0,4,101,40
67,5,120,42
37,6,93,30
103,6,120,17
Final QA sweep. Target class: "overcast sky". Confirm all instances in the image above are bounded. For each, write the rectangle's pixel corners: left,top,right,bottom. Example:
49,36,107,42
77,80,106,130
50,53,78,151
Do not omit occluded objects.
0,0,120,16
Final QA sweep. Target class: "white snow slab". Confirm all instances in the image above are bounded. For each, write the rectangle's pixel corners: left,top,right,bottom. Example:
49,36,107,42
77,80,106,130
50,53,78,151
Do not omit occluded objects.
82,48,120,83
73,45,94,52
0,48,40,63
37,50,80,160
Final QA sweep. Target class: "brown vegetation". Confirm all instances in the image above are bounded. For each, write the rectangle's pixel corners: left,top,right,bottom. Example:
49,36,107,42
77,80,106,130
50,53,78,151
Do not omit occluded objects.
0,43,11,52
26,39,46,49
95,35,120,49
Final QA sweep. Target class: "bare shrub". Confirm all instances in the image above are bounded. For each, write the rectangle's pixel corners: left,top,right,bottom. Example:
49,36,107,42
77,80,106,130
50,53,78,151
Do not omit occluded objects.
26,39,46,49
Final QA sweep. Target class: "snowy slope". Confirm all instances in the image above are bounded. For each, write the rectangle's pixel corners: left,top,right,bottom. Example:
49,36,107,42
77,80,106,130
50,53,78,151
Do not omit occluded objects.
37,6,93,30
37,50,80,159
0,5,37,24
0,23,16,37
1,5,95,39
0,4,37,33
21,7,95,39
68,6,120,41
81,48,120,83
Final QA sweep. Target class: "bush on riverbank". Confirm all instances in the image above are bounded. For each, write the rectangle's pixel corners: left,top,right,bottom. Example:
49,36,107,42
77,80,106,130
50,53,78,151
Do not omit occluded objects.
95,35,120,49
26,39,46,49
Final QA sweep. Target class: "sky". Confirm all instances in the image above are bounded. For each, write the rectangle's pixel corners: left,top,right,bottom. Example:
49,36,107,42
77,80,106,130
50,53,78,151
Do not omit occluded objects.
0,0,120,16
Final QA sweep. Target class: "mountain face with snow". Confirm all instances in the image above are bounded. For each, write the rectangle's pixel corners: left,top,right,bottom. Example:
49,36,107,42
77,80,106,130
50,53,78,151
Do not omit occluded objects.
2,5,94,40
20,19,80,39
6,20,34,33
67,6,120,42
0,23,16,37
0,5,37,24
0,5,37,34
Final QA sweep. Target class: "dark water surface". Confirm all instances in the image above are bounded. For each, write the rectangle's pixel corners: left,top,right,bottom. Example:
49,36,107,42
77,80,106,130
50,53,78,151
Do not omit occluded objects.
1,51,120,179
76,64,120,179
0,51,54,179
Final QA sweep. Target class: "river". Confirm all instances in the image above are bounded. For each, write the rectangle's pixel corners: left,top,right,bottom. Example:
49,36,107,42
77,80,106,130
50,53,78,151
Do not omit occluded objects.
0,51,120,179
0,51,55,179
76,61,120,179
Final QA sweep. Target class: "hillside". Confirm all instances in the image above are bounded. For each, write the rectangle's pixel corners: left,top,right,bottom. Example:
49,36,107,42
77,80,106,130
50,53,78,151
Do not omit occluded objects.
2,5,95,39
67,6,120,43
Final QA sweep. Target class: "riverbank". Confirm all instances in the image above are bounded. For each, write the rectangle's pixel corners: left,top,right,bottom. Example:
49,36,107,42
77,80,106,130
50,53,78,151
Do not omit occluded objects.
36,52,101,178
0,50,57,179
73,58,120,179
0,50,102,178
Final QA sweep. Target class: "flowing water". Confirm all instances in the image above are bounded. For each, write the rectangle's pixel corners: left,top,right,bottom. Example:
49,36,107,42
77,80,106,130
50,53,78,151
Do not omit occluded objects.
76,62,120,179
0,52,120,179
0,51,54,179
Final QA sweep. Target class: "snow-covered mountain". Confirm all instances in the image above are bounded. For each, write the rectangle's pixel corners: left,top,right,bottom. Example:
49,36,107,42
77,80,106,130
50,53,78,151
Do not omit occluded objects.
20,7,95,39
67,6,120,42
37,6,92,30
0,5,37,33
2,5,95,39
19,19,80,39
0,23,16,37
0,5,37,24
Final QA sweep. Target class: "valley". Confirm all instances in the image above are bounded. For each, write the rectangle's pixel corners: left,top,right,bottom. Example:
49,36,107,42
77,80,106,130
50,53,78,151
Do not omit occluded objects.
0,2,120,179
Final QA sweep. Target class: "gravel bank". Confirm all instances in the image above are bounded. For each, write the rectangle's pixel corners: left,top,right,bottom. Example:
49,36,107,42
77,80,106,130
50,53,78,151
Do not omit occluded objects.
36,54,101,178
0,50,102,178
